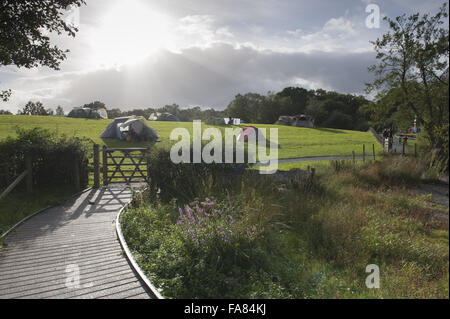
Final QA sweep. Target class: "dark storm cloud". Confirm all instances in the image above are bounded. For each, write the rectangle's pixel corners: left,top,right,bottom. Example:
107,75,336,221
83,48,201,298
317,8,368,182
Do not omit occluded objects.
51,44,375,110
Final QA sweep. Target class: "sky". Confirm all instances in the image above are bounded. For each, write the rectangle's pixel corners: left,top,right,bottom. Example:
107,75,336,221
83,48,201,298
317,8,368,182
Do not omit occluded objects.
0,0,446,113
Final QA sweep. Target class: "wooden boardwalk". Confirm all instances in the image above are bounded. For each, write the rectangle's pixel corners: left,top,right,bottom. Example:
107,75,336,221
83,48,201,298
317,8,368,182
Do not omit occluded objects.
0,186,154,299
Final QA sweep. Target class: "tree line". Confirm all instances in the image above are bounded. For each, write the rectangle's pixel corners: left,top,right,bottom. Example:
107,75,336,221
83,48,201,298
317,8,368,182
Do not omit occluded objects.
0,1,448,168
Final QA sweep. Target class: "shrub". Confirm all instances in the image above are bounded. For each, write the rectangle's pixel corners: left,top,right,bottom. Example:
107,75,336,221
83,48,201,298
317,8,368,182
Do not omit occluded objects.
147,146,244,203
0,127,90,190
121,197,271,298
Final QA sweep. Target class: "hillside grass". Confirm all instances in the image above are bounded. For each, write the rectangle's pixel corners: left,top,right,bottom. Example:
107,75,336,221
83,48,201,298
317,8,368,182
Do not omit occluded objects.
0,115,383,160
0,115,382,238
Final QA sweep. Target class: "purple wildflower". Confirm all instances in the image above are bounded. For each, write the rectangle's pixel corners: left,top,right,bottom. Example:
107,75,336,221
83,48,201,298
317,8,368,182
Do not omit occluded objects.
178,208,184,219
185,205,194,223
204,197,215,206
195,204,205,216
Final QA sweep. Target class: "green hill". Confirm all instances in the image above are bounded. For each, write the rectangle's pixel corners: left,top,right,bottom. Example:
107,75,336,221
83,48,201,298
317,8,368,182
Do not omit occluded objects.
0,115,383,159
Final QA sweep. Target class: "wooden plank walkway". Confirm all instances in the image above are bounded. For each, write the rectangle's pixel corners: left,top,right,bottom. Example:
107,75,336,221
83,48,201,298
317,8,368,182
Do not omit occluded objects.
0,186,154,299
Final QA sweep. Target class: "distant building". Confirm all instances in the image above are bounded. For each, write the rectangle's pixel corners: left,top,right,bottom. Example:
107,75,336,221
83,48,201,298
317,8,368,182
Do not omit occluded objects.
277,114,314,128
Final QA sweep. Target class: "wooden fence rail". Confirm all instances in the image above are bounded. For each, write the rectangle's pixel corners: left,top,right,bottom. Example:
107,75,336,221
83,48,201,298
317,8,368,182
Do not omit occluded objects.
102,147,149,186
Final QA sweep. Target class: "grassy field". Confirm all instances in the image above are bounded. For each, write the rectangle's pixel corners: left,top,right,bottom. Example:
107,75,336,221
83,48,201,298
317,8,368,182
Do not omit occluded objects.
0,115,383,159
0,115,382,236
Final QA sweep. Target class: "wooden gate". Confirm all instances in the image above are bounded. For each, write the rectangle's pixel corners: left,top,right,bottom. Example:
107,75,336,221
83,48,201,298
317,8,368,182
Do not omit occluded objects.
102,147,149,185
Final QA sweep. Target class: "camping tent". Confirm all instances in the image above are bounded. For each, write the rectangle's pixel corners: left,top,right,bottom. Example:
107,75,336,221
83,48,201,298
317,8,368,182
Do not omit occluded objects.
238,126,259,142
277,114,314,128
148,112,179,121
100,116,159,142
292,115,314,128
68,107,108,119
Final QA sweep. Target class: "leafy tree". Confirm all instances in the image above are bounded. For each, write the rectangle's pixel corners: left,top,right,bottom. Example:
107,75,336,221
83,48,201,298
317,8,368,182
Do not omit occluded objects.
0,0,86,69
1,89,11,102
360,88,415,132
276,87,310,115
0,109,12,115
322,110,353,130
367,3,449,157
55,106,65,116
107,108,124,119
18,101,52,116
82,101,106,110
0,1,86,101
226,93,265,123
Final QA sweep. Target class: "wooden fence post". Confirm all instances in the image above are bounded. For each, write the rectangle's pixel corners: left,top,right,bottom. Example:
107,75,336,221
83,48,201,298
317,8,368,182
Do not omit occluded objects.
402,142,405,156
145,149,150,184
25,154,32,193
93,144,100,188
352,151,355,164
373,144,376,160
74,157,80,191
363,144,366,162
102,146,108,186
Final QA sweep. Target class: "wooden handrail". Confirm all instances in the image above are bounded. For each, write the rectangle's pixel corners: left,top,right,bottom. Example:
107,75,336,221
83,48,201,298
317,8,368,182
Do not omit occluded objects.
0,170,28,200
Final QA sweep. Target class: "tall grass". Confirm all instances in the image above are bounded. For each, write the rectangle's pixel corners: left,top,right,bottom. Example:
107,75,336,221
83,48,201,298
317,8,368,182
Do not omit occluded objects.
122,156,449,298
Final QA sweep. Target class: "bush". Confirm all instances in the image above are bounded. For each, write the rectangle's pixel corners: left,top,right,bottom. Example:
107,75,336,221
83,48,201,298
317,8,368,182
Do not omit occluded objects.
121,197,271,298
147,147,244,203
0,127,91,190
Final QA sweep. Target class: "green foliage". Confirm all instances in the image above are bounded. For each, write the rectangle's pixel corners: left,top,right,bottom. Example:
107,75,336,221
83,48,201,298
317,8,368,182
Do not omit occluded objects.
0,90,11,102
0,127,91,190
225,89,370,130
55,106,65,116
0,0,86,70
18,101,53,116
122,198,269,298
367,3,449,166
147,147,243,203
0,109,12,115
82,101,106,110
123,156,449,298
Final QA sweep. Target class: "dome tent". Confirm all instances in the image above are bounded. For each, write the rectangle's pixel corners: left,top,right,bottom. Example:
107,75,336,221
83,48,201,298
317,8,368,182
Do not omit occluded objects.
68,107,108,119
238,126,260,142
100,116,159,142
